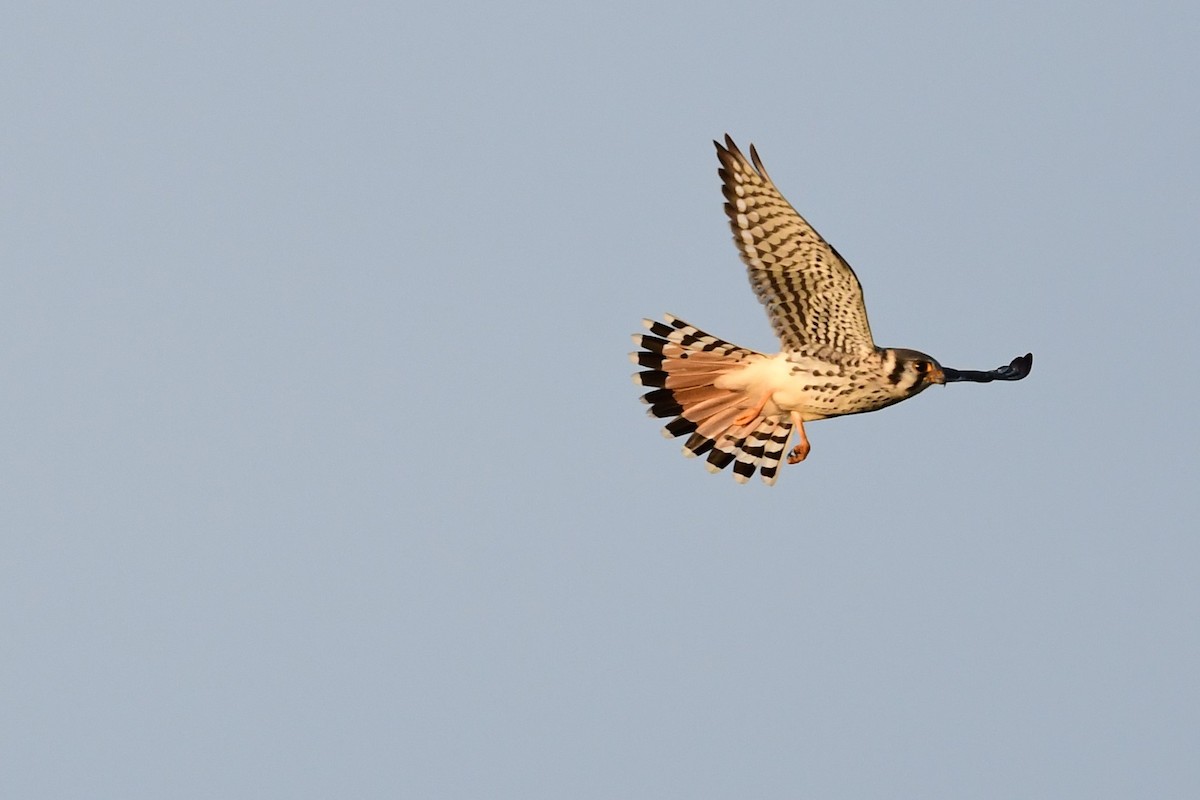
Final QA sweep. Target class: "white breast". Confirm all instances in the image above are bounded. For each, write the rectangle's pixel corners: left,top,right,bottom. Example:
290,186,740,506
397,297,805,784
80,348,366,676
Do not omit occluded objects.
713,353,830,420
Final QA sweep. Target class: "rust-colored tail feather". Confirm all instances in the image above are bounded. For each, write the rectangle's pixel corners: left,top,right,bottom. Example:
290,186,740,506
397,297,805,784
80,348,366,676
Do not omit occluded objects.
631,315,792,485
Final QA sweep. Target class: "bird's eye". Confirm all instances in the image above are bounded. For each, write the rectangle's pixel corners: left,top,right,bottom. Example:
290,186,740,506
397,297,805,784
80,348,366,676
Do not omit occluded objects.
915,361,928,373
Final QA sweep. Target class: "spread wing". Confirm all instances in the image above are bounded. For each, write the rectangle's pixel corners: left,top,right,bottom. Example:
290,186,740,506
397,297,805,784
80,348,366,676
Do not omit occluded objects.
715,135,875,355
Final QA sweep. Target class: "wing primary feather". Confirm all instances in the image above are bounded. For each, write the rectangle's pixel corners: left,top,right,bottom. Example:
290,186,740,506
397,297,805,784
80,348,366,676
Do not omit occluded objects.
714,136,876,355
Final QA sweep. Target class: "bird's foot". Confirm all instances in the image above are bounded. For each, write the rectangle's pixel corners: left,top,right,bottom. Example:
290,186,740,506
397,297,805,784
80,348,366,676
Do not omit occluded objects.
787,412,810,464
786,442,810,465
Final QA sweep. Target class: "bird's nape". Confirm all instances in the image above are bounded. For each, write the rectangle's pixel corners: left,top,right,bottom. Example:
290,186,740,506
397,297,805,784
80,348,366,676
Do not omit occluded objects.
942,353,1034,383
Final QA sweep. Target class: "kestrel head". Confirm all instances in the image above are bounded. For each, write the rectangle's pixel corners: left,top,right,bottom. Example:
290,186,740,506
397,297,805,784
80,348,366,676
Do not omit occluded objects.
888,348,947,392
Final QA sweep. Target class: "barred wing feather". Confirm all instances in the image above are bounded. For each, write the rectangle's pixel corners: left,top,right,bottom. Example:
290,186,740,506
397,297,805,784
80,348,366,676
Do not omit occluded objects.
715,135,876,356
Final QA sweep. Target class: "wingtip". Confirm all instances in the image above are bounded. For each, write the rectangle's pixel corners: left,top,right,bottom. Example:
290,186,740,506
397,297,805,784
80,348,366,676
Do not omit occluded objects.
749,143,768,178
716,133,745,161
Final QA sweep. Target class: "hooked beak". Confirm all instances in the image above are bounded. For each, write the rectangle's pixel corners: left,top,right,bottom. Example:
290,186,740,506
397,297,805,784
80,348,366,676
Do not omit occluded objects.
930,366,946,385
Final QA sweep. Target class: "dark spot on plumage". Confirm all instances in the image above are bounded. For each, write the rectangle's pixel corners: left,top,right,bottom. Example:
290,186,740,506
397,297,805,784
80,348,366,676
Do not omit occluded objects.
643,391,672,406
635,351,664,369
679,352,689,359
638,335,667,355
649,402,682,418
637,370,667,388
664,417,697,438
646,321,674,338
706,449,735,470
684,433,714,457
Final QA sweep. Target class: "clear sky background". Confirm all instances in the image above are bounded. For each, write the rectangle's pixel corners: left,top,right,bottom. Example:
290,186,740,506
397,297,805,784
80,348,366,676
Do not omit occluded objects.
3,2,1198,797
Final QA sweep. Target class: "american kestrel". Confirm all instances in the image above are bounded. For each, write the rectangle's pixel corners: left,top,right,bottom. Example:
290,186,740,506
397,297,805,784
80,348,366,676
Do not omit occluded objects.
632,135,1033,484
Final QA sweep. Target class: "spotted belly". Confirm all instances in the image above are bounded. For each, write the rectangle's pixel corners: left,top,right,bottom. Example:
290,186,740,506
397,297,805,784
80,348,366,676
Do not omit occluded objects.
716,352,902,422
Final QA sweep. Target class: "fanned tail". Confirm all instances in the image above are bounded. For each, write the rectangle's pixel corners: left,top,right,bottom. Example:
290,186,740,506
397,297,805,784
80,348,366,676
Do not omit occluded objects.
631,315,793,485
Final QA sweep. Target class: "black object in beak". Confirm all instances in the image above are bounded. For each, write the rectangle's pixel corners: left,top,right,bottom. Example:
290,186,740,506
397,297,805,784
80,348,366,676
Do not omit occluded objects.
942,353,1034,383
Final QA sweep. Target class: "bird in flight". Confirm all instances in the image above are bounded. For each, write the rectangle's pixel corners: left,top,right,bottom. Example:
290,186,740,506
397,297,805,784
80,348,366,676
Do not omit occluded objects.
632,135,1032,484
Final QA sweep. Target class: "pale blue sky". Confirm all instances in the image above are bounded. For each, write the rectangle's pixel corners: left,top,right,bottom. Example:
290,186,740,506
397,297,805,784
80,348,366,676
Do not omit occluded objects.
3,2,1198,797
